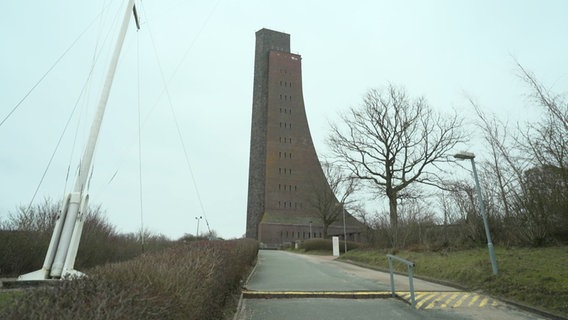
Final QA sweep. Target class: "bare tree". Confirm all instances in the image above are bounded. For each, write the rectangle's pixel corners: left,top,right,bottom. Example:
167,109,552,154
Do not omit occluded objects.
471,101,518,221
516,63,568,244
308,161,358,239
349,204,379,246
463,63,568,245
328,85,466,246
518,62,568,172
5,198,59,233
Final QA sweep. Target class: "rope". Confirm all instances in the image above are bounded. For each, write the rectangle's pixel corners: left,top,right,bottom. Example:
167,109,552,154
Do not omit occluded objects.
137,24,145,250
0,7,110,129
139,0,221,236
16,3,119,215
24,70,97,216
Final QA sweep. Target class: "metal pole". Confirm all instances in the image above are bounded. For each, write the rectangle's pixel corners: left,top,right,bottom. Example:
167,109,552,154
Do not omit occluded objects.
342,207,347,253
470,158,499,275
388,256,395,297
196,216,202,236
309,221,312,238
51,0,136,278
408,264,416,308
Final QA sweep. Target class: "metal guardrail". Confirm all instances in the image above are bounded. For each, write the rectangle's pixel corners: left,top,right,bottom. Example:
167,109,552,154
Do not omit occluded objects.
387,254,416,308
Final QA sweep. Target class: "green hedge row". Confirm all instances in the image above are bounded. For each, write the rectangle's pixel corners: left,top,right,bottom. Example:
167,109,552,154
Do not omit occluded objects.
0,201,172,277
1,239,258,320
301,238,361,253
0,230,171,277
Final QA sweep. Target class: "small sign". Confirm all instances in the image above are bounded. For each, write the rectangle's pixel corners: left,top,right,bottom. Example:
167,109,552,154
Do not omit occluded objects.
332,236,339,256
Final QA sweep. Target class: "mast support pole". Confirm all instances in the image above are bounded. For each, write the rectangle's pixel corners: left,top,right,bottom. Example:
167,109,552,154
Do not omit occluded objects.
18,0,137,281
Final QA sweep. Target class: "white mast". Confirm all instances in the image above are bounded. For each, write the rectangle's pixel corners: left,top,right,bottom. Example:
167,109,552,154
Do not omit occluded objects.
19,0,139,280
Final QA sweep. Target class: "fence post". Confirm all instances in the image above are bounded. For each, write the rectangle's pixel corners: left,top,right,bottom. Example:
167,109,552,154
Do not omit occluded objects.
386,254,416,309
407,264,416,308
388,256,395,297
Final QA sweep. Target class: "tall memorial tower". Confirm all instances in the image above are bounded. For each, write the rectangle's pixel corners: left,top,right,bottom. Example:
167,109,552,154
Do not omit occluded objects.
246,28,362,246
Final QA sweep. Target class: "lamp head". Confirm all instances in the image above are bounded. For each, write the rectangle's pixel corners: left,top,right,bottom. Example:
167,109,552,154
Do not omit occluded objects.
454,151,475,160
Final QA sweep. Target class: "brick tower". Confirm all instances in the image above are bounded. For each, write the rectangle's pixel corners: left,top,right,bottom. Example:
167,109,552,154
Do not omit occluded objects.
246,28,362,247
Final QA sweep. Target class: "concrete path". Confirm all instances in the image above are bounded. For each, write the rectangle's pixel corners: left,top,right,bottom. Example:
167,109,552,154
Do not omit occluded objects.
235,250,551,320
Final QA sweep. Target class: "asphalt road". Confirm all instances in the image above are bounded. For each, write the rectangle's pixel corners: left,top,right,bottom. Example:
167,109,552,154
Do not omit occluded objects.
235,250,550,320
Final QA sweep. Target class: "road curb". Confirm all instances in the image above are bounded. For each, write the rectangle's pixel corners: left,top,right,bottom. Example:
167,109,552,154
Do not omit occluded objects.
233,255,261,320
242,290,392,299
337,258,468,290
337,258,567,319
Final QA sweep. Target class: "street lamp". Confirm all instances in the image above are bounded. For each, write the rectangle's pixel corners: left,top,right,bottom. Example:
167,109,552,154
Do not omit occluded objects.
342,206,348,254
454,151,498,275
309,221,312,238
195,216,202,236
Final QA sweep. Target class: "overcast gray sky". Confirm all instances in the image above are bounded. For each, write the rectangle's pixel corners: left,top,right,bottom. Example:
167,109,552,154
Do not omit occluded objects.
1,1,567,240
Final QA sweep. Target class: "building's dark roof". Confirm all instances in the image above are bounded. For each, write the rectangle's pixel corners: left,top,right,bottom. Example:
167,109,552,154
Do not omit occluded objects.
261,210,364,227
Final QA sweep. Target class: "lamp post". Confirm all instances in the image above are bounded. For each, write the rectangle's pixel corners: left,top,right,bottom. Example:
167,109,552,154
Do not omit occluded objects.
195,216,202,236
309,221,312,238
454,152,498,275
342,206,348,254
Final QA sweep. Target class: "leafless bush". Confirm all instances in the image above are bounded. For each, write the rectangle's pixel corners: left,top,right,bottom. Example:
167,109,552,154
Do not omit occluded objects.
0,199,173,277
462,64,568,247
2,198,59,232
0,239,259,320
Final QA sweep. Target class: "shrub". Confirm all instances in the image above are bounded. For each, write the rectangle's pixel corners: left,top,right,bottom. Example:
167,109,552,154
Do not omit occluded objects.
0,200,173,277
0,239,258,320
0,230,50,276
302,238,360,253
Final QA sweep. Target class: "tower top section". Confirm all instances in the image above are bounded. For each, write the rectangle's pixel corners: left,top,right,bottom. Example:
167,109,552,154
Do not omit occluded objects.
255,28,290,54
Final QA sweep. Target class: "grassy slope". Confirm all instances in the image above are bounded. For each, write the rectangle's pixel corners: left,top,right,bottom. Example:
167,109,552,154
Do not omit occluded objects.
0,291,21,309
339,246,568,317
